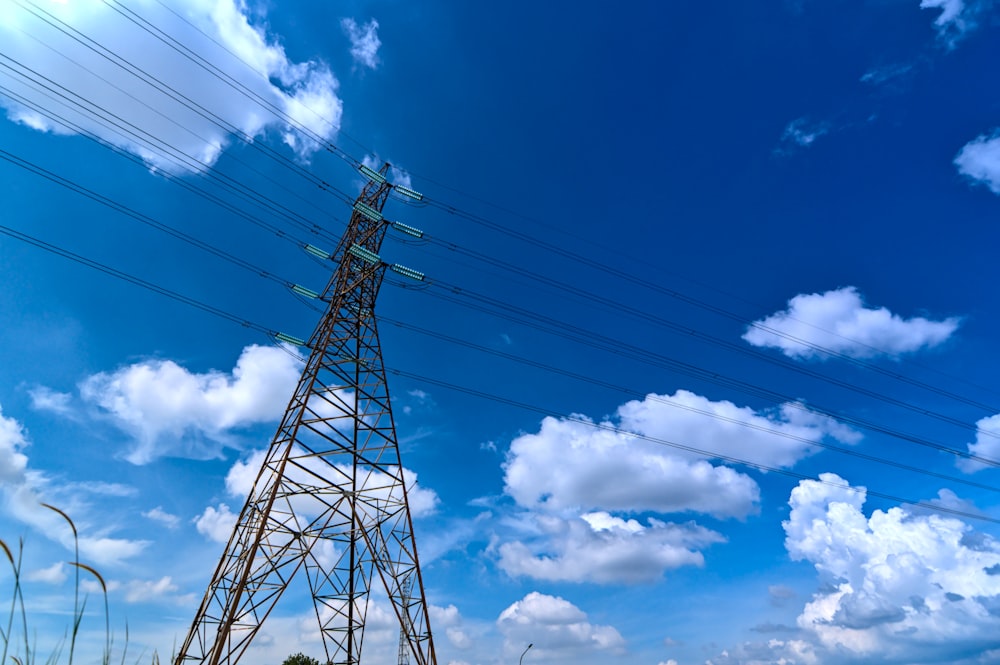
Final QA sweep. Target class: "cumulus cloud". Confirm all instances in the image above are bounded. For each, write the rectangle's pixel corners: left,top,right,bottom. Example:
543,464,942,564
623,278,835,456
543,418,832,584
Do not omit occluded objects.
505,413,758,519
504,391,858,519
226,448,439,519
430,604,474,651
782,473,1000,662
497,511,724,584
0,0,342,172
958,413,1000,473
744,287,959,360
79,344,302,464
497,592,625,658
495,391,857,583
956,130,1000,194
341,18,382,70
194,503,237,543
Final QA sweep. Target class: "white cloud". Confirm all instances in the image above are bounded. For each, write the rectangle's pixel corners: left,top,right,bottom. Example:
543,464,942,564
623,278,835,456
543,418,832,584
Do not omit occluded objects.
65,480,137,497
0,403,148,566
705,639,820,665
860,63,914,87
782,473,1000,662
26,561,67,584
504,392,858,519
920,0,981,45
362,153,413,189
958,413,1000,473
28,386,74,416
496,392,857,583
142,506,181,529
81,575,189,605
0,404,30,484
430,604,474,650
955,130,1000,194
0,0,342,172
744,287,959,359
79,344,303,464
226,448,439,519
341,18,381,70
122,576,180,603
194,503,237,543
497,511,724,584
497,592,625,657
505,412,758,518
779,117,830,150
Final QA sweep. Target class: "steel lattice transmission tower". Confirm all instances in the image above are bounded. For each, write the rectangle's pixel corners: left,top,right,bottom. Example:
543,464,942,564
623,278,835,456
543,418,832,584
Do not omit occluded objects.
176,163,436,665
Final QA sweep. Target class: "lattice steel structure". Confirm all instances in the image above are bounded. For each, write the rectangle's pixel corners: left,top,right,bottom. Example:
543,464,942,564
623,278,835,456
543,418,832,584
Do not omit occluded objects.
176,163,436,665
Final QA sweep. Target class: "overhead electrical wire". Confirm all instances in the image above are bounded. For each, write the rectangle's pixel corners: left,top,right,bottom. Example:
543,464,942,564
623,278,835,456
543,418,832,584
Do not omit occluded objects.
0,221,272,335
10,0,995,429
379,315,1000,491
3,131,998,472
387,368,1000,526
420,231,998,414
0,51,344,244
4,105,998,476
6,0,1000,479
0,146,302,290
1,218,997,527
9,0,356,202
412,286,1000,467
0,79,335,251
417,274,1000,444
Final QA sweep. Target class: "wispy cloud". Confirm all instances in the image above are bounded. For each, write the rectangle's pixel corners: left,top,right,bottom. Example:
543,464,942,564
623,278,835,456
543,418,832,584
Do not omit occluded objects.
341,18,382,70
860,62,915,87
920,0,983,47
776,117,831,154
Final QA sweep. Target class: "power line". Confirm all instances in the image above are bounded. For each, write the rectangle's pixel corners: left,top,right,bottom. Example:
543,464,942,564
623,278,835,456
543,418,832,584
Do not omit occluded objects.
387,369,1000,526
0,221,272,335
0,47,344,242
419,275,1000,445
12,0,992,428
9,0,356,202
9,135,991,473
380,315,1000,491
412,287,1000,467
2,218,996,527
0,146,300,290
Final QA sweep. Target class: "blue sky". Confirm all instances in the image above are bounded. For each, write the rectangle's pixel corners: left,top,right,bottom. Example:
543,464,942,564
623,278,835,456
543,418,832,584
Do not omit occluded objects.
2,0,1000,664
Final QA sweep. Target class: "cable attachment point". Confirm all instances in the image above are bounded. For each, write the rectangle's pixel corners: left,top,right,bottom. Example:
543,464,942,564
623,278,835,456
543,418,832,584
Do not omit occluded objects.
347,243,382,265
359,164,387,185
290,284,321,299
274,332,306,347
303,244,332,260
394,185,424,201
389,263,425,281
391,221,424,238
353,201,383,223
